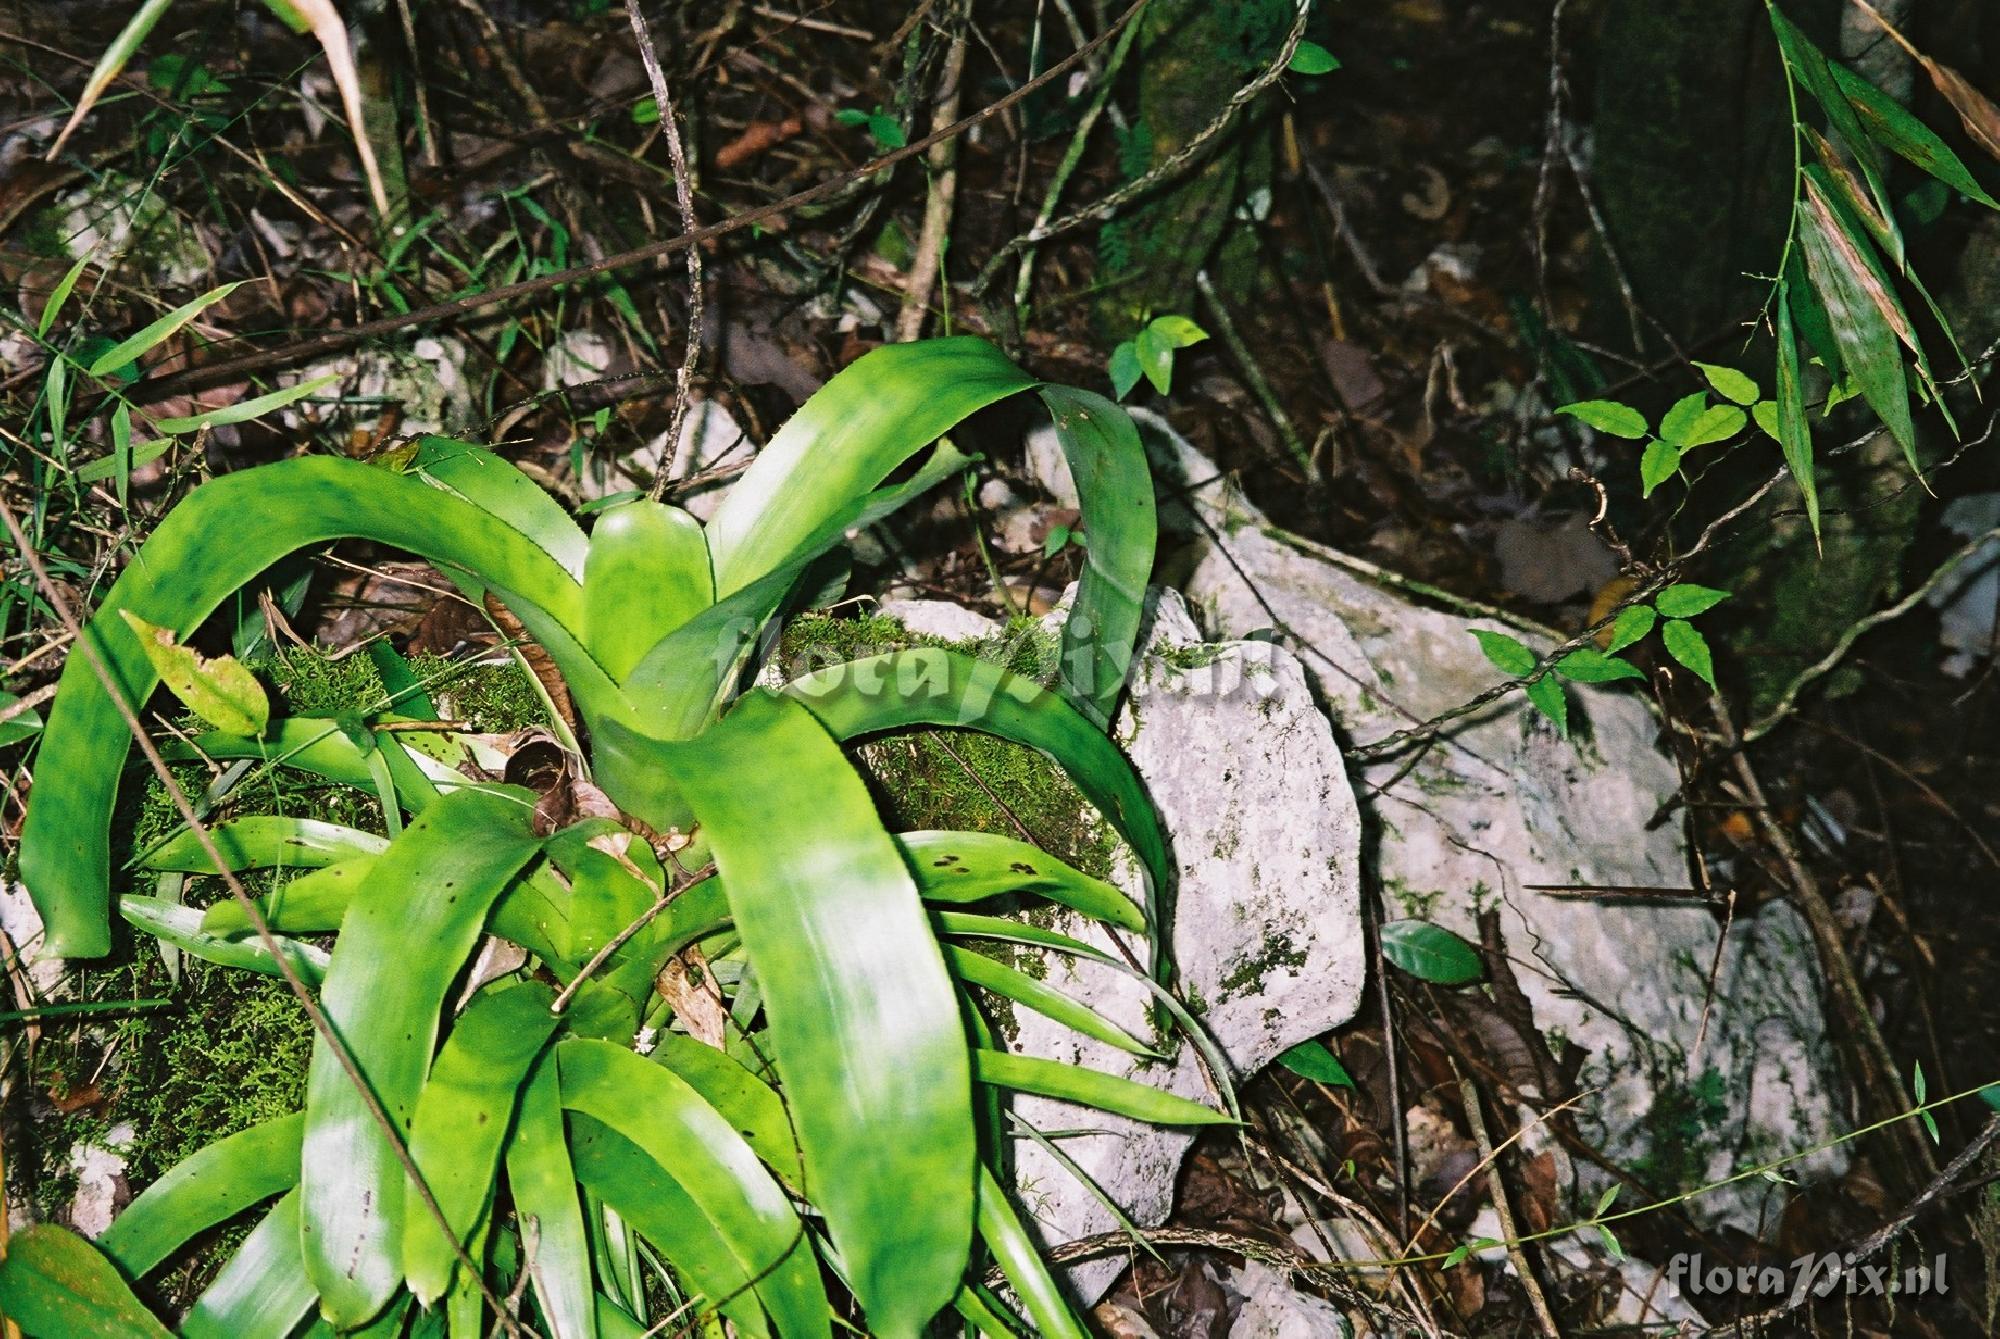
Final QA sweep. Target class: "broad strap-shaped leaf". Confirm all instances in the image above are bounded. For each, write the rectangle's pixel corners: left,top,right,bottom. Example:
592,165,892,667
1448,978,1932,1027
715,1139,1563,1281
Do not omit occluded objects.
651,692,969,1338
180,1193,317,1339
100,1113,303,1278
897,829,1143,931
199,855,375,936
783,648,1168,955
697,339,1155,723
1777,288,1821,545
21,456,588,957
0,1224,171,1339
569,1116,776,1339
300,786,543,1328
946,946,1158,1057
558,1039,830,1339
704,338,1038,598
618,442,975,743
119,896,330,983
137,816,386,874
582,500,713,682
171,716,383,790
1037,386,1156,723
933,910,1236,1111
970,1049,1232,1126
407,437,589,581
502,1053,596,1339
403,980,560,1303
652,1032,804,1187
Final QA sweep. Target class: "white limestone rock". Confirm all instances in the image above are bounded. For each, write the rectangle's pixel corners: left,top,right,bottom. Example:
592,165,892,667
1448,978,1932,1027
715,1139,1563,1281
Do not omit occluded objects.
999,588,1367,1302
53,173,211,289
1047,409,1846,1240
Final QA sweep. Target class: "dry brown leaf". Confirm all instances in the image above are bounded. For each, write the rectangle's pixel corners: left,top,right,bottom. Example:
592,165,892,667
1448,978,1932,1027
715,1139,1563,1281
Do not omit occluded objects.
1924,59,2000,162
656,946,728,1048
287,0,393,218
1803,175,1916,354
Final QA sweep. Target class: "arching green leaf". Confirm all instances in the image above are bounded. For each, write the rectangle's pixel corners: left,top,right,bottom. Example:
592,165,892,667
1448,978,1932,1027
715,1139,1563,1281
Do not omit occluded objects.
898,829,1142,931
100,1114,302,1278
180,1193,317,1339
404,981,560,1303
20,456,590,958
300,786,543,1328
558,1039,830,1339
137,816,386,874
650,693,964,1339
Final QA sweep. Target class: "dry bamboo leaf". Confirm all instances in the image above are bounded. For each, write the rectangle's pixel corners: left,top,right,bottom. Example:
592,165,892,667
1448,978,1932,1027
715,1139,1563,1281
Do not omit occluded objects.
1923,59,2000,163
286,0,393,218
1803,175,1915,353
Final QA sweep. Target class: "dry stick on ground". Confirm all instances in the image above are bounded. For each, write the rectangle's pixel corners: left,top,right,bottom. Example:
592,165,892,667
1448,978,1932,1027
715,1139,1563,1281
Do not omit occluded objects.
118,0,1149,407
626,2,706,491
1195,267,1314,478
969,0,1313,302
1456,1076,1559,1339
1706,694,1939,1189
895,0,970,342
0,497,539,1339
1716,1113,2000,1336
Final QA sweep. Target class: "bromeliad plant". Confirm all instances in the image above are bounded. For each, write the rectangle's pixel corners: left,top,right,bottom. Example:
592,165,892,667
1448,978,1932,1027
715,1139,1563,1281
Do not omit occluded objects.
5,337,1232,1338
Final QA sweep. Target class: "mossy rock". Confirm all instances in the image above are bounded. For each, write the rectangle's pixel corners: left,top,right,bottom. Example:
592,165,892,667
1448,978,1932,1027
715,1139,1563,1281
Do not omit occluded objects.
13,648,546,1292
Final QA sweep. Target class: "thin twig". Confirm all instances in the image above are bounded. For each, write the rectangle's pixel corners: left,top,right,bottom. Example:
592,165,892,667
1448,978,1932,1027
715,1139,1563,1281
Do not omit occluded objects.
1458,1076,1560,1339
115,0,1151,405
1714,1114,2000,1336
971,0,1313,300
1196,268,1315,479
1741,524,2000,743
0,497,535,1337
627,3,706,498
895,0,970,341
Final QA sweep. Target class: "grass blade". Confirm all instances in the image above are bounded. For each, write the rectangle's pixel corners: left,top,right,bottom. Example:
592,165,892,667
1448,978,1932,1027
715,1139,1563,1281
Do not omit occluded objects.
87,282,244,377
47,0,177,159
151,373,341,433
100,1114,302,1278
300,786,542,1327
